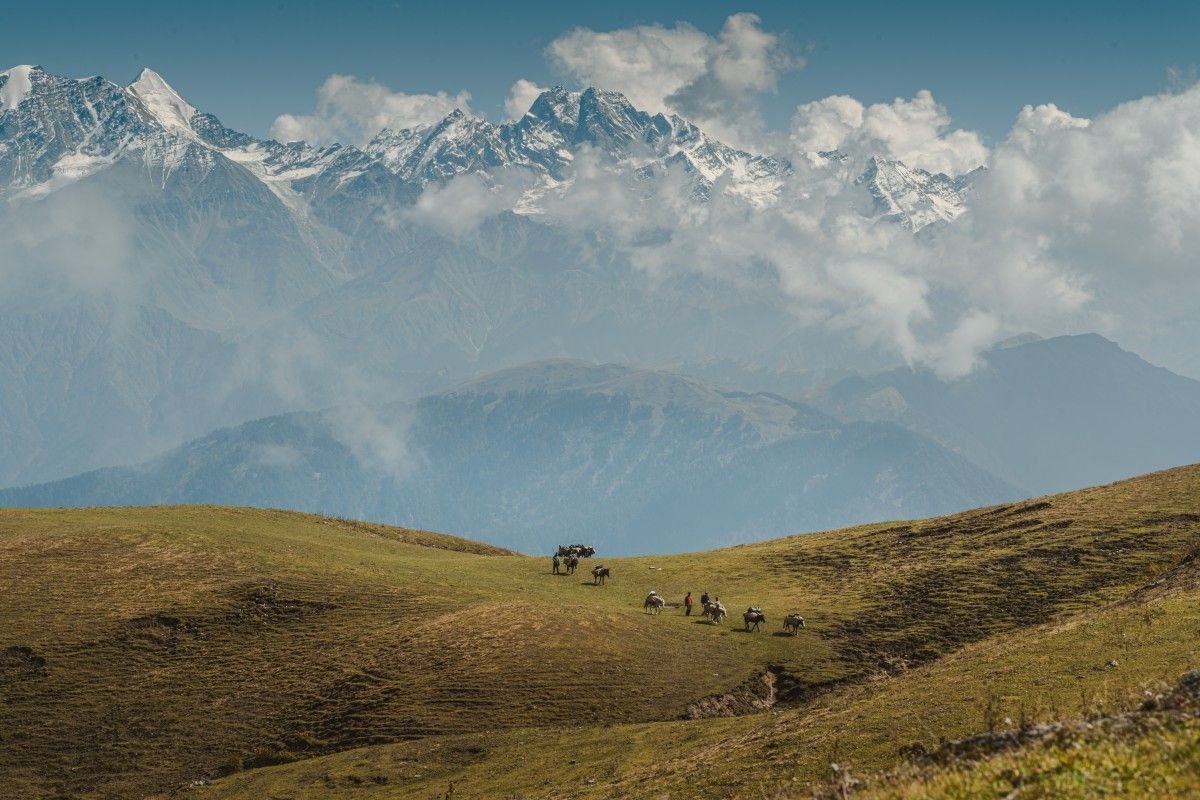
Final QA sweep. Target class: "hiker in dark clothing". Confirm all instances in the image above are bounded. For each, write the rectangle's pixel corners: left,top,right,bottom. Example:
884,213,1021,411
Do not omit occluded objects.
552,554,561,574
684,592,694,616
700,592,710,608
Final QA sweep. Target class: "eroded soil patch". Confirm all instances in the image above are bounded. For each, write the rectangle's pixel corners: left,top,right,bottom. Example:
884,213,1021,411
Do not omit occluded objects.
0,646,47,680
685,666,812,719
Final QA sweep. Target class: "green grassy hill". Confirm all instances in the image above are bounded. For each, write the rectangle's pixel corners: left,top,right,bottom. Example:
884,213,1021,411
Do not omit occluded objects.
3,465,1200,799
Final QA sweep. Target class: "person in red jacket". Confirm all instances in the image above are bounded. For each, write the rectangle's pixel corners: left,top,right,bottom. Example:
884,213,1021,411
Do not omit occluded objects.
684,591,694,616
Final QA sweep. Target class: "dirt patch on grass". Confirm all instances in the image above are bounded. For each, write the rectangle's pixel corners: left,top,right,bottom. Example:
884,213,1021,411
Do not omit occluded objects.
117,584,335,650
0,646,47,680
684,666,812,719
121,613,202,650
224,584,337,626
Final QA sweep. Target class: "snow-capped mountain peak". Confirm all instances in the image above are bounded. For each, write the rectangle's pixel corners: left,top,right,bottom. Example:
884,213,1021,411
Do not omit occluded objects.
127,67,197,137
0,65,227,197
525,85,579,129
365,125,433,171
0,65,976,230
856,155,981,230
354,84,791,210
0,64,38,111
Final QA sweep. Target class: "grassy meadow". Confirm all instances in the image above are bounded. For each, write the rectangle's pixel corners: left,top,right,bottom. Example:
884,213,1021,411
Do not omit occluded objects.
1,466,1198,798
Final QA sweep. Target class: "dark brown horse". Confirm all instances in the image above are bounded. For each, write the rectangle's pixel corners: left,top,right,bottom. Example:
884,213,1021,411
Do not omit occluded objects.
592,566,611,585
743,608,766,632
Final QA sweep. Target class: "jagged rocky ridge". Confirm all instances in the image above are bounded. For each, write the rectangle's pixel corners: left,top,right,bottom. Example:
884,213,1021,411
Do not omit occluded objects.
0,65,975,224
0,64,981,490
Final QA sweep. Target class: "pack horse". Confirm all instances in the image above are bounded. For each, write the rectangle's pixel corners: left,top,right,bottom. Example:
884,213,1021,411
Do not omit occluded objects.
643,591,666,613
743,607,766,632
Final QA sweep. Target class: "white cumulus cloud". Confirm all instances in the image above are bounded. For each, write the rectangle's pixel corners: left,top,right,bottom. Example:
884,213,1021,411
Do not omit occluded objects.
547,13,799,148
949,83,1200,373
271,74,471,147
504,79,549,120
270,42,1200,378
791,90,988,176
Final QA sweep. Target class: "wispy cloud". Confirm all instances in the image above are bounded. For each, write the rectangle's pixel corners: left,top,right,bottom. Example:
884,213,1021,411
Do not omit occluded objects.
504,79,548,121
383,168,534,236
548,13,799,149
219,313,424,479
271,74,472,146
790,91,988,175
0,182,141,308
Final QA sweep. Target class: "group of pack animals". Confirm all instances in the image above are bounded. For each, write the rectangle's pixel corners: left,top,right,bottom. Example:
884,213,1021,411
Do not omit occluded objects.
554,544,601,578
554,548,802,632
557,544,596,558
642,591,806,634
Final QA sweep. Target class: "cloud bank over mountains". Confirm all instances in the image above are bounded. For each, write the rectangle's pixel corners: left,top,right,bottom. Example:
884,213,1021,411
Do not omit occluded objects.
546,12,797,149
789,90,988,176
261,13,1200,379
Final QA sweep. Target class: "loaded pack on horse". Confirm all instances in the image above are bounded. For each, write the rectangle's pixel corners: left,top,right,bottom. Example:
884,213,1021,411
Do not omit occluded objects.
743,607,766,632
592,565,611,585
782,613,806,635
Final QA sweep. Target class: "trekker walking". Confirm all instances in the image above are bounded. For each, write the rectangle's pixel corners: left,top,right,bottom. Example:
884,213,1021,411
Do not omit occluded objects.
684,592,694,616
700,591,710,608
552,553,561,574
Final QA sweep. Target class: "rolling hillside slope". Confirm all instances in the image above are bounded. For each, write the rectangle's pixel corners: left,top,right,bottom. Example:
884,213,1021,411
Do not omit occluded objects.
1,465,1199,798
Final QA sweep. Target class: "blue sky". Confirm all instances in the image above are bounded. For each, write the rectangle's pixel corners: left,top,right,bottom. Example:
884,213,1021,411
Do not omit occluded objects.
3,0,1197,142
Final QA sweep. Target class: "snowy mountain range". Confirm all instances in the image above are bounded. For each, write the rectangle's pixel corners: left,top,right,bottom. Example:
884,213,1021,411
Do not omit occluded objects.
0,63,978,493
0,65,973,225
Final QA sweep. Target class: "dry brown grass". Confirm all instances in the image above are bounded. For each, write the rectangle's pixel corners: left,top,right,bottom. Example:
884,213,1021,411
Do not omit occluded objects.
1,466,1198,798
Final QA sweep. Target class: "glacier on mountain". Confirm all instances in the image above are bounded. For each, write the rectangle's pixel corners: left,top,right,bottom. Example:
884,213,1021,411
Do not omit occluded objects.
0,65,35,111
